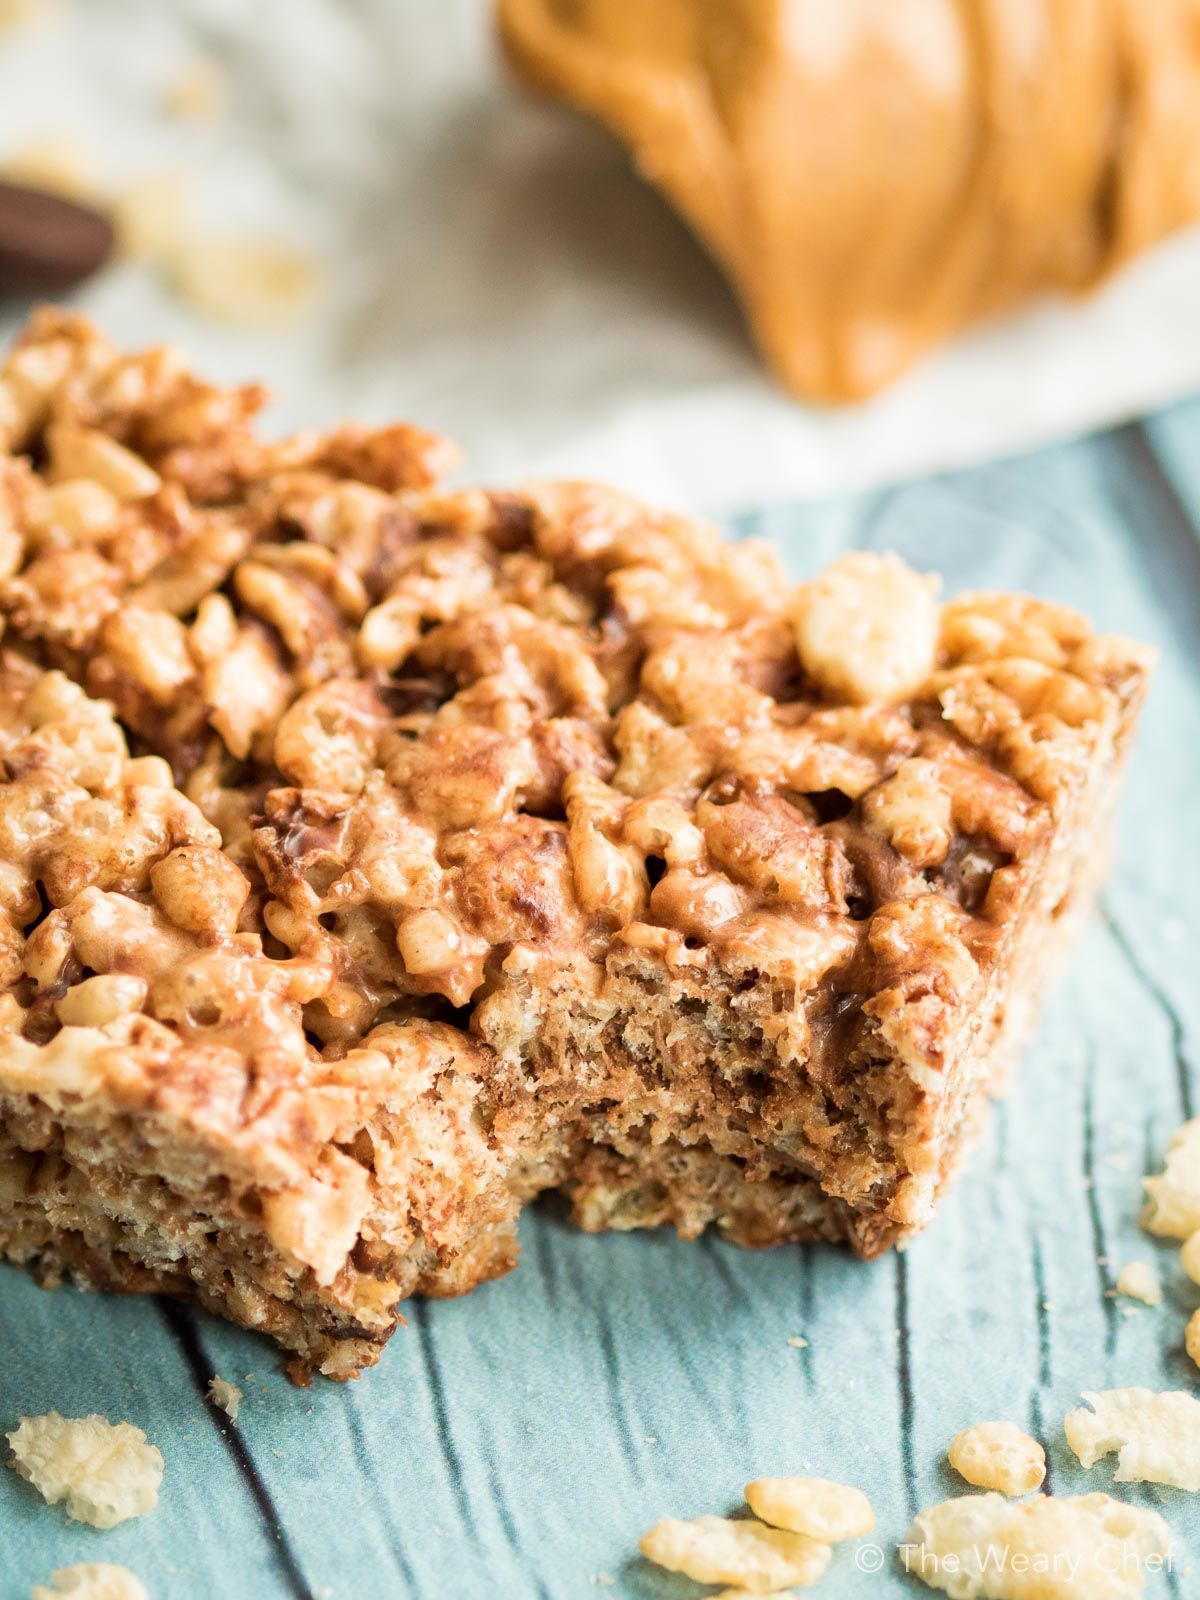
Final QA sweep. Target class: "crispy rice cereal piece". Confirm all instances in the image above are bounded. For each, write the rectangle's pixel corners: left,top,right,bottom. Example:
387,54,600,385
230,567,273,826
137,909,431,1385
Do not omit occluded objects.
1064,1389,1200,1491
6,1413,162,1528
0,0,52,31
164,59,225,121
638,1516,831,1591
1186,1309,1200,1370
171,239,321,327
1181,1233,1200,1285
207,1376,241,1421
32,1567,148,1600
901,1492,1170,1600
1143,1120,1200,1240
791,552,940,705
0,313,1155,1375
744,1476,874,1541
113,174,189,267
947,1423,1046,1496
1114,1261,1161,1307
1,137,95,202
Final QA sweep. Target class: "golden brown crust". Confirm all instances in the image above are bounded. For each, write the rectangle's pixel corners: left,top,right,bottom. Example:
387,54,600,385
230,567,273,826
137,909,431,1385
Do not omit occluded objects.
0,313,1154,1374
498,0,1200,401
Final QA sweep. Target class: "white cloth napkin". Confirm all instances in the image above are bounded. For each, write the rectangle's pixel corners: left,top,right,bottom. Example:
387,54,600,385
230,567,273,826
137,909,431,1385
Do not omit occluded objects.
3,0,1199,515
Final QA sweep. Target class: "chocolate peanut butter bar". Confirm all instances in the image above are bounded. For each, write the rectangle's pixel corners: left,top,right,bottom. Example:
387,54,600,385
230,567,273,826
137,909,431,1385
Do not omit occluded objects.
0,313,1153,1375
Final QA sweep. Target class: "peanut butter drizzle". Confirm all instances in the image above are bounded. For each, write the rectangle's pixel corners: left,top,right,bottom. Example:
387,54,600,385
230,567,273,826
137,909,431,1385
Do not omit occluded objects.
500,0,1200,400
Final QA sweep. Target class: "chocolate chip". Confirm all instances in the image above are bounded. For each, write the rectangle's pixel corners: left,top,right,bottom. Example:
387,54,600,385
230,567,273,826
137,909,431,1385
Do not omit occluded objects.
0,180,115,297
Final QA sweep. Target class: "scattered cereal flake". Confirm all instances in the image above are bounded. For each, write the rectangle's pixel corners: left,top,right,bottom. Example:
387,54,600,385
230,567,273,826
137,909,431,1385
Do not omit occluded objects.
1186,1310,1200,1371
638,1515,831,1591
744,1477,874,1541
164,58,226,121
207,1376,242,1421
786,1336,808,1349
171,237,321,326
712,1593,798,1599
6,1413,163,1528
0,0,53,33
947,1422,1046,1496
1143,1119,1200,1239
901,1492,1170,1599
1181,1232,1200,1286
1114,1261,1162,1307
112,173,188,266
32,1565,148,1600
792,552,939,705
1,136,95,201
1065,1388,1200,1491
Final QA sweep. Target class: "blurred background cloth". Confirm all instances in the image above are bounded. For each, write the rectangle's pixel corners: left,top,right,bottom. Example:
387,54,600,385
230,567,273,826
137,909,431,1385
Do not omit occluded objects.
2,0,1200,513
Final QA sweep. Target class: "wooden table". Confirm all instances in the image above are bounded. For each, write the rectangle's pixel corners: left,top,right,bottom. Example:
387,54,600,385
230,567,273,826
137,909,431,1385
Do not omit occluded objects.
3,408,1199,1599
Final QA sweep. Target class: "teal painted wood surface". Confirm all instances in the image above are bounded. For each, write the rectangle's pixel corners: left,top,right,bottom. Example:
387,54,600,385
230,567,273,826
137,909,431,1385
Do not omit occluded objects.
2,418,1199,1599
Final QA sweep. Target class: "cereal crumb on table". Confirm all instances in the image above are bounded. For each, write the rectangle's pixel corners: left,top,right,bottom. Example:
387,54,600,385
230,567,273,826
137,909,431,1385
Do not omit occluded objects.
1,136,95,201
1186,1310,1200,1370
31,1565,148,1600
1143,1119,1200,1239
0,0,51,30
786,1335,808,1349
712,1592,798,1599
1065,1388,1200,1491
947,1422,1046,1496
207,1376,242,1421
6,1413,163,1528
164,58,226,121
1114,1261,1161,1306
744,1476,874,1541
901,1492,1171,1598
112,173,188,266
170,237,321,325
639,1515,831,1589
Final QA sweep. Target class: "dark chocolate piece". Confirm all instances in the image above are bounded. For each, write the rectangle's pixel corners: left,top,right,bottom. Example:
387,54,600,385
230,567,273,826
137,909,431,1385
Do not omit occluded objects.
0,180,114,297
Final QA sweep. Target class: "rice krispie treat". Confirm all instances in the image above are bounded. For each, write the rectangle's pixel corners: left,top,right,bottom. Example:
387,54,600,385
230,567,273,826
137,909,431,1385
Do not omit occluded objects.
0,312,1154,1374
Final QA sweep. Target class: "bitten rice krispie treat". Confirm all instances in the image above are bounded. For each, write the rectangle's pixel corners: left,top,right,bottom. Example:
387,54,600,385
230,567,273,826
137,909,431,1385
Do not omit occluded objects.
0,312,1153,1375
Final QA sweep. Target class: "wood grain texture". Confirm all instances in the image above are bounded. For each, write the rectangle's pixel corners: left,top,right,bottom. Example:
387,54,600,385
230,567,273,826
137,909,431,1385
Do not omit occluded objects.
2,423,1198,1598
